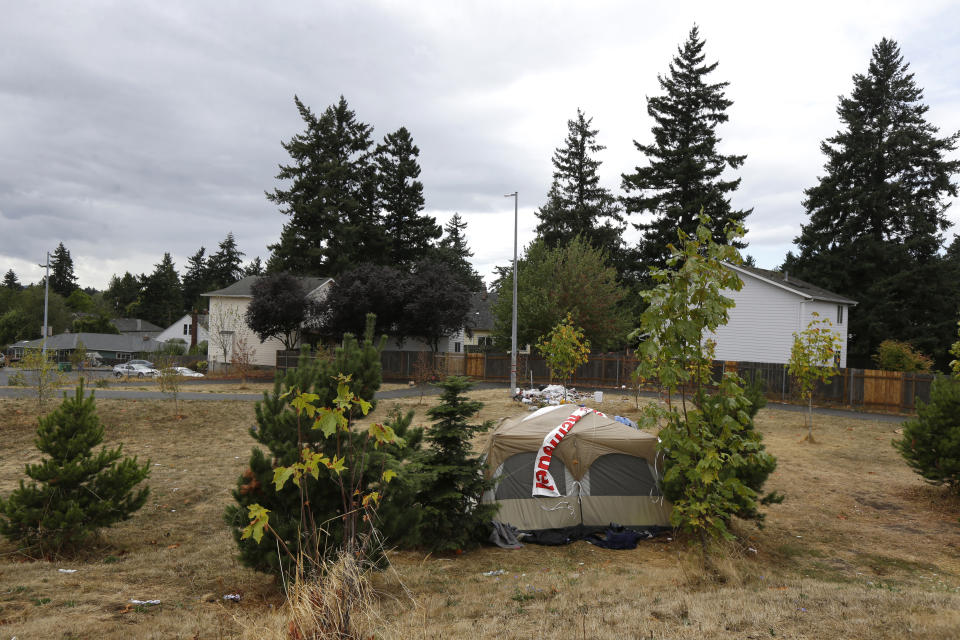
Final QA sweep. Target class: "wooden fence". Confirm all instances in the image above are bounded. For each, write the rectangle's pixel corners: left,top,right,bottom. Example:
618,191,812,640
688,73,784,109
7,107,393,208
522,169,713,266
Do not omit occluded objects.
277,349,935,414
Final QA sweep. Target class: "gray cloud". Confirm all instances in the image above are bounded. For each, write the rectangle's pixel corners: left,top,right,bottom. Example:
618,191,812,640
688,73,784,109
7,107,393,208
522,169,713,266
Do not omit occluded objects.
2,1,959,289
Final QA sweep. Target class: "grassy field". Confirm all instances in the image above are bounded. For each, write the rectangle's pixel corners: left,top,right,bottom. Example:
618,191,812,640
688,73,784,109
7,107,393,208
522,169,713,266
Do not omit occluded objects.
1,388,959,639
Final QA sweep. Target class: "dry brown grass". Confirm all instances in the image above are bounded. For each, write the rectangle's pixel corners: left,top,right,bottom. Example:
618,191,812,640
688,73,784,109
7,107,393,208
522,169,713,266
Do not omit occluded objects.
1,388,959,639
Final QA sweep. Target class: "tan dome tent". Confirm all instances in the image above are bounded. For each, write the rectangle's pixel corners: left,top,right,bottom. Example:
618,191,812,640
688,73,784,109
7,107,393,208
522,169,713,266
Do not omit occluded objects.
482,405,672,535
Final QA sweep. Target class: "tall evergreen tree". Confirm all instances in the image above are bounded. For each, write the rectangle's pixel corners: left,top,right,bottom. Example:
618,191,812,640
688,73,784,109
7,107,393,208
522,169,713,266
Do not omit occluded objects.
181,247,211,313
783,38,960,367
622,26,749,271
49,242,79,297
436,213,484,291
207,233,245,290
244,256,264,276
2,269,20,290
536,109,625,263
137,253,183,327
267,96,380,276
104,272,141,316
377,127,442,267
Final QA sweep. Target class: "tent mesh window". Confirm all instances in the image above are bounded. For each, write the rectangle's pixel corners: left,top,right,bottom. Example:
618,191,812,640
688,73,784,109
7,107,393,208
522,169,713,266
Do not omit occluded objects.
587,454,661,497
494,452,567,500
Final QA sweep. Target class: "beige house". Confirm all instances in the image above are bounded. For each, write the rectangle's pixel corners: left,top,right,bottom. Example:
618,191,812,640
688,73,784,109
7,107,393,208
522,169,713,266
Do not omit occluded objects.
202,276,333,369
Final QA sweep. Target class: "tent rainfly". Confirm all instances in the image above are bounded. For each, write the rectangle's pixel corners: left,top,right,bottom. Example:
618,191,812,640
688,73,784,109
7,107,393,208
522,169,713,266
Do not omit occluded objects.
482,404,672,534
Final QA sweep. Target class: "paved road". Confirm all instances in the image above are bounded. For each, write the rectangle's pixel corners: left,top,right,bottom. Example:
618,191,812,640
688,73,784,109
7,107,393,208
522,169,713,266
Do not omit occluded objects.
0,372,907,423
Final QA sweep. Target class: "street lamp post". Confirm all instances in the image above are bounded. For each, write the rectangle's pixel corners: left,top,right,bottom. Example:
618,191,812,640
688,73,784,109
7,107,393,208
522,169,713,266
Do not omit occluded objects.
39,251,51,359
504,192,518,395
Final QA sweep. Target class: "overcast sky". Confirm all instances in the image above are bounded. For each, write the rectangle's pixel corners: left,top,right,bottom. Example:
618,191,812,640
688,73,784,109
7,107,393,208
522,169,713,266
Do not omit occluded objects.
3,1,960,290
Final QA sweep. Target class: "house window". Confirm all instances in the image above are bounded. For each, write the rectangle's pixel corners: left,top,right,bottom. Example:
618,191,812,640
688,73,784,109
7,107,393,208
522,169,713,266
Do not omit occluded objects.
117,352,131,362
183,324,190,335
478,336,493,348
454,342,462,353
837,305,844,324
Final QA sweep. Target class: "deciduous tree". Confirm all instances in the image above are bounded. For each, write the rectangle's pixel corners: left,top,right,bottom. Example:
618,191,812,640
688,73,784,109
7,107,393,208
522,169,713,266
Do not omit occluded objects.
633,214,778,555
245,273,315,350
491,236,629,351
788,313,843,442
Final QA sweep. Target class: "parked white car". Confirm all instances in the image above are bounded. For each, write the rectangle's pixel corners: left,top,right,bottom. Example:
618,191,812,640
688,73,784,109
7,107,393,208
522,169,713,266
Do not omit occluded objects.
113,363,160,378
164,366,204,378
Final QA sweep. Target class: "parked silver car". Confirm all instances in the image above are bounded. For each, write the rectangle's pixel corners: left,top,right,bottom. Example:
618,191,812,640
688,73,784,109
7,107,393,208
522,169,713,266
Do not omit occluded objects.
113,363,160,378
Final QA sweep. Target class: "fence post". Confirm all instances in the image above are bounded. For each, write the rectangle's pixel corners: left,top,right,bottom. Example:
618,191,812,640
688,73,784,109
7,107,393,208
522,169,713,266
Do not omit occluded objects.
781,365,786,403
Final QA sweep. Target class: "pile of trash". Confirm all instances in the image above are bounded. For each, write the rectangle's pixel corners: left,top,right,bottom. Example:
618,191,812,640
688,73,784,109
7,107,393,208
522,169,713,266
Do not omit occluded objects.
513,384,595,407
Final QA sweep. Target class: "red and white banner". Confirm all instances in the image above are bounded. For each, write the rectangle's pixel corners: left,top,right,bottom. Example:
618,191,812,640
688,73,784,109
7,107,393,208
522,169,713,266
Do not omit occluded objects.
532,406,604,497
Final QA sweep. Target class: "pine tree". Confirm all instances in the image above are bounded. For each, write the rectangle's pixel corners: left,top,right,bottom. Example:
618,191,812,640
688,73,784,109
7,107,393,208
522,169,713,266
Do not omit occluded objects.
436,213,484,291
181,247,211,313
2,269,20,290
377,127,442,267
622,26,749,271
267,96,380,276
0,382,150,553
104,272,141,316
137,253,183,327
417,376,497,552
49,242,79,297
244,256,264,276
536,109,625,263
225,316,423,575
783,38,960,366
207,233,245,290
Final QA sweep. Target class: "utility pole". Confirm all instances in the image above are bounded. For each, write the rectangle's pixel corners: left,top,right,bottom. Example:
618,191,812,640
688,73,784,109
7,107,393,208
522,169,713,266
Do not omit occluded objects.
39,251,51,359
504,192,518,395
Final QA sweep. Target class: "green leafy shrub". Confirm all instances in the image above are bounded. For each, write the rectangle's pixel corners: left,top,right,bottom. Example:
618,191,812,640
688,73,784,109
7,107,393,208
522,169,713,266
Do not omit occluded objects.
225,316,422,576
873,339,933,373
416,376,497,552
0,382,150,553
195,360,208,373
894,376,960,492
633,213,780,553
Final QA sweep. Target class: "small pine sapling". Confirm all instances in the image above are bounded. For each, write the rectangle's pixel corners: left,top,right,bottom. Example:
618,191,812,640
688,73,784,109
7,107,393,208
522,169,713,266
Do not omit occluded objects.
417,376,498,553
0,381,150,554
894,376,960,492
788,313,842,442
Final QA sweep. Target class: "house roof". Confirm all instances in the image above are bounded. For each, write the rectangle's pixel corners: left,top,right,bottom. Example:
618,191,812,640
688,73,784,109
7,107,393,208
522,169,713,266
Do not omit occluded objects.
201,275,333,298
467,291,497,331
111,318,163,333
18,332,165,353
725,264,858,305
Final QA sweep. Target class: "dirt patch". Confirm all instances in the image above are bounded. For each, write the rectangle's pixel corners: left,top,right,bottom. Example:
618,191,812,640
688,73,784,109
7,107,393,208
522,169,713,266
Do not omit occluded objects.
2,388,960,639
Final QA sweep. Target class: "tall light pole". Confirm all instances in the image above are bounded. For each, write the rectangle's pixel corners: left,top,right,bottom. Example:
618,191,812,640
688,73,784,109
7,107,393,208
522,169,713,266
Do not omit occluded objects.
504,192,518,394
39,251,51,358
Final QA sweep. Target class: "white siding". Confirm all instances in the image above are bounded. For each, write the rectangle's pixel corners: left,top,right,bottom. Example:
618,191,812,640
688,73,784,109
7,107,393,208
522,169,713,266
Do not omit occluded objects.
155,314,210,345
709,269,851,367
709,276,801,364
206,297,285,368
